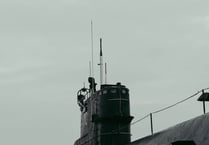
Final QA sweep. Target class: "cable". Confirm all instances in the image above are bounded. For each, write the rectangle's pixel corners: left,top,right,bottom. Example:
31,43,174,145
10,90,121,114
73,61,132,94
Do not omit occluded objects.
112,114,150,133
131,114,150,126
152,91,201,114
112,87,209,133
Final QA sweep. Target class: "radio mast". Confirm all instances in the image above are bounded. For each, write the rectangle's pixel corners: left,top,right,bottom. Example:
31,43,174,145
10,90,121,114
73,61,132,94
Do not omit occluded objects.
91,21,94,77
99,38,103,87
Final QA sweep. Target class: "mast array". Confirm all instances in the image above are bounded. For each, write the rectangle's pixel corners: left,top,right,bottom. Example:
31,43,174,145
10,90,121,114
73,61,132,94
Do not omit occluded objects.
89,21,107,90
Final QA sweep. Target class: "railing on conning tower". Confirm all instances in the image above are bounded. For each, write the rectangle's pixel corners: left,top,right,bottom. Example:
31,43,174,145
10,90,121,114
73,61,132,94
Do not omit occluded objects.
125,87,209,137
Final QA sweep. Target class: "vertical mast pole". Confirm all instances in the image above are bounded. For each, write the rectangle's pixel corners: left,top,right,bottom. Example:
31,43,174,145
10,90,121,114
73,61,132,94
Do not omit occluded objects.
100,38,103,87
91,21,94,77
150,113,154,135
89,61,91,77
202,90,206,114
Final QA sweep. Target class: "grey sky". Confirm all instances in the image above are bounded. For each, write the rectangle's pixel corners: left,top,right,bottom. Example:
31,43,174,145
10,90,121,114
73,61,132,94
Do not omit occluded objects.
0,0,208,145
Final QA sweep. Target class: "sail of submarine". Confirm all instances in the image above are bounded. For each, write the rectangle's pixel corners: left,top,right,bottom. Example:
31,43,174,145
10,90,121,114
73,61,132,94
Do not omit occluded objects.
74,38,134,145
74,37,209,145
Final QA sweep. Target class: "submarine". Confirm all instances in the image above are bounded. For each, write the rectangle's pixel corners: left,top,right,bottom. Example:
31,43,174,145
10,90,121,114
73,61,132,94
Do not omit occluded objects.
74,38,209,145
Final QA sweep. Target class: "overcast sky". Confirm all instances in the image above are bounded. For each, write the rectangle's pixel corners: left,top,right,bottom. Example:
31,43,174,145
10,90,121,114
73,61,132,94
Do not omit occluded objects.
0,0,209,145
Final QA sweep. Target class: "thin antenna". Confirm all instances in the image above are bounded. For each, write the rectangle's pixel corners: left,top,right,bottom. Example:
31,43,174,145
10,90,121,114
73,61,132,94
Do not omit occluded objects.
91,21,94,77
99,38,103,86
105,62,107,84
89,61,91,77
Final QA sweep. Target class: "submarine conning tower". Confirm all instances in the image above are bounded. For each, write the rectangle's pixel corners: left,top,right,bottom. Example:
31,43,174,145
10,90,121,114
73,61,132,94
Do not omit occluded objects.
74,38,133,145
75,79,134,145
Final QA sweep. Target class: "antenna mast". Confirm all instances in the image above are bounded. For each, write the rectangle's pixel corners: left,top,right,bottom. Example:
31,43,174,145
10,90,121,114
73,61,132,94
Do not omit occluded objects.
91,21,94,77
105,62,107,84
89,61,91,77
99,38,103,87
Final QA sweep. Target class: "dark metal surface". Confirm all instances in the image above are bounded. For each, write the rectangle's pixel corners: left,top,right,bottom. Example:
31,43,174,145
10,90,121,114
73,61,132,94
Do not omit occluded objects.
74,83,133,145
